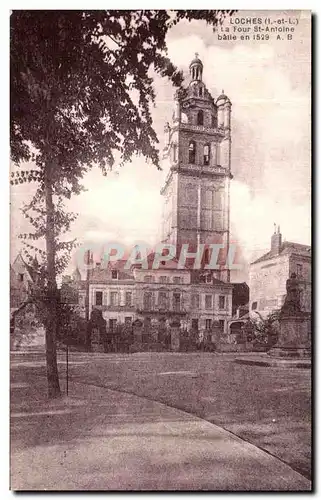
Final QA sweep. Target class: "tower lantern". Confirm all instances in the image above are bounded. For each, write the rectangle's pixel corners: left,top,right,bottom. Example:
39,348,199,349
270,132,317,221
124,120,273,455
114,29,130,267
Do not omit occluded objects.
189,53,203,81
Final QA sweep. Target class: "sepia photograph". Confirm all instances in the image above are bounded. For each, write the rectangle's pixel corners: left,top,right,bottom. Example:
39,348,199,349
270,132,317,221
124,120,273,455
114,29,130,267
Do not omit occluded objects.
10,9,312,491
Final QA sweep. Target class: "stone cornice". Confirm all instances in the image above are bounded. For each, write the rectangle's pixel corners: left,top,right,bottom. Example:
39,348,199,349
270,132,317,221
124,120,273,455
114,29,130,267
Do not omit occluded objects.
173,164,229,177
179,123,226,138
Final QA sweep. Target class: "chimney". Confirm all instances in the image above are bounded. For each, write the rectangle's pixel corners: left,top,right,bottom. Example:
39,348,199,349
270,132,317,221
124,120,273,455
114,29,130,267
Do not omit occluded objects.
271,224,282,256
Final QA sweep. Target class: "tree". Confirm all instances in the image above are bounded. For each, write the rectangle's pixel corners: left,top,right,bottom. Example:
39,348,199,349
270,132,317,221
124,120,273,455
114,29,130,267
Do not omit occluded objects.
10,10,236,398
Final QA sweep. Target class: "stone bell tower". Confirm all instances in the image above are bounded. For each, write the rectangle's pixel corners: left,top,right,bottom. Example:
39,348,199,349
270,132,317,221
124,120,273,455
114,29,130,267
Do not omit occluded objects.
161,54,233,282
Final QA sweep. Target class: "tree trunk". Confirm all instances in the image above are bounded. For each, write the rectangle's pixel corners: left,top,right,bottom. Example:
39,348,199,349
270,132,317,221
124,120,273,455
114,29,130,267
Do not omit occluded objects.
44,166,61,399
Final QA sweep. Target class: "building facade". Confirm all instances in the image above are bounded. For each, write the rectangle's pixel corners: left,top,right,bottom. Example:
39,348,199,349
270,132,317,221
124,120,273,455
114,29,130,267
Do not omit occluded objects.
75,255,233,337
249,227,311,319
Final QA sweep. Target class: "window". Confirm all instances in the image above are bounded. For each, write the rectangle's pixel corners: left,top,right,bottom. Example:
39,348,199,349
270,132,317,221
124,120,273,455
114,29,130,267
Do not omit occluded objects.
204,248,210,265
298,291,302,308
111,270,118,280
205,295,213,309
219,319,225,331
18,273,24,282
159,276,168,284
143,292,152,310
110,291,118,306
144,275,153,283
158,291,168,309
219,295,226,309
134,246,141,260
192,319,199,330
173,293,181,311
125,317,132,325
109,319,117,331
188,141,196,164
95,291,103,306
205,319,212,330
199,87,203,97
125,292,132,307
197,110,204,125
192,294,200,309
203,144,210,165
213,270,221,281
211,115,217,128
159,317,166,327
173,276,181,284
251,301,258,311
172,143,178,162
296,264,303,278
144,317,151,329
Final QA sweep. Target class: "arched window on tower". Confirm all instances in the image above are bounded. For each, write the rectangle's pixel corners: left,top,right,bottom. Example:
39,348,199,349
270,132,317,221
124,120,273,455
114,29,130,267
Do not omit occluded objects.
211,114,217,128
197,110,204,126
172,143,178,163
204,144,210,166
189,141,196,164
199,87,203,97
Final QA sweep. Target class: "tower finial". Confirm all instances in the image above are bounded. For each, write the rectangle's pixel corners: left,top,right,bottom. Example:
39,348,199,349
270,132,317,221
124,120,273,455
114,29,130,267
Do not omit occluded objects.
195,52,199,58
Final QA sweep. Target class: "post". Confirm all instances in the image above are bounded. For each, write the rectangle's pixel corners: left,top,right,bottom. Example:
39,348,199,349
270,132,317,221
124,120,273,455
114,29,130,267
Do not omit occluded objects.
66,342,69,396
85,250,91,349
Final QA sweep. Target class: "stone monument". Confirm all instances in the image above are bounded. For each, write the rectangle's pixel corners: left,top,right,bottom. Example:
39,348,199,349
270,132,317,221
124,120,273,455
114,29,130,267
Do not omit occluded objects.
269,273,311,358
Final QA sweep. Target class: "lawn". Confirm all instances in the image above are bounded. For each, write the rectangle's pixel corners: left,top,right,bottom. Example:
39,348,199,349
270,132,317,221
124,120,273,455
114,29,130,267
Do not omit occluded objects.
65,351,311,479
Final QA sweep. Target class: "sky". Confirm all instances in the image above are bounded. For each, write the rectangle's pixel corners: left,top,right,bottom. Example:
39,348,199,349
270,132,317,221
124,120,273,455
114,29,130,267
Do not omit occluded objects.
10,10,311,281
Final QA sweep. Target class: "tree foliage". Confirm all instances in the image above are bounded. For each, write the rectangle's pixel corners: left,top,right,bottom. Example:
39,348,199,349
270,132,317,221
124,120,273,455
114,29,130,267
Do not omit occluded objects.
11,9,236,267
248,311,280,346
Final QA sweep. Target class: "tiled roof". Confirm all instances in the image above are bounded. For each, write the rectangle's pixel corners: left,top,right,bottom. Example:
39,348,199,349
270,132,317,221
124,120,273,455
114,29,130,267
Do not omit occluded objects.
132,252,189,271
212,277,230,285
90,260,134,281
251,242,311,265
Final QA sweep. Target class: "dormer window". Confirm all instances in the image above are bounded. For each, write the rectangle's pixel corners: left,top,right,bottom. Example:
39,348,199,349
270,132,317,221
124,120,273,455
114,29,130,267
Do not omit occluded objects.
18,273,24,282
111,270,118,280
197,110,204,126
204,144,210,166
189,141,196,164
